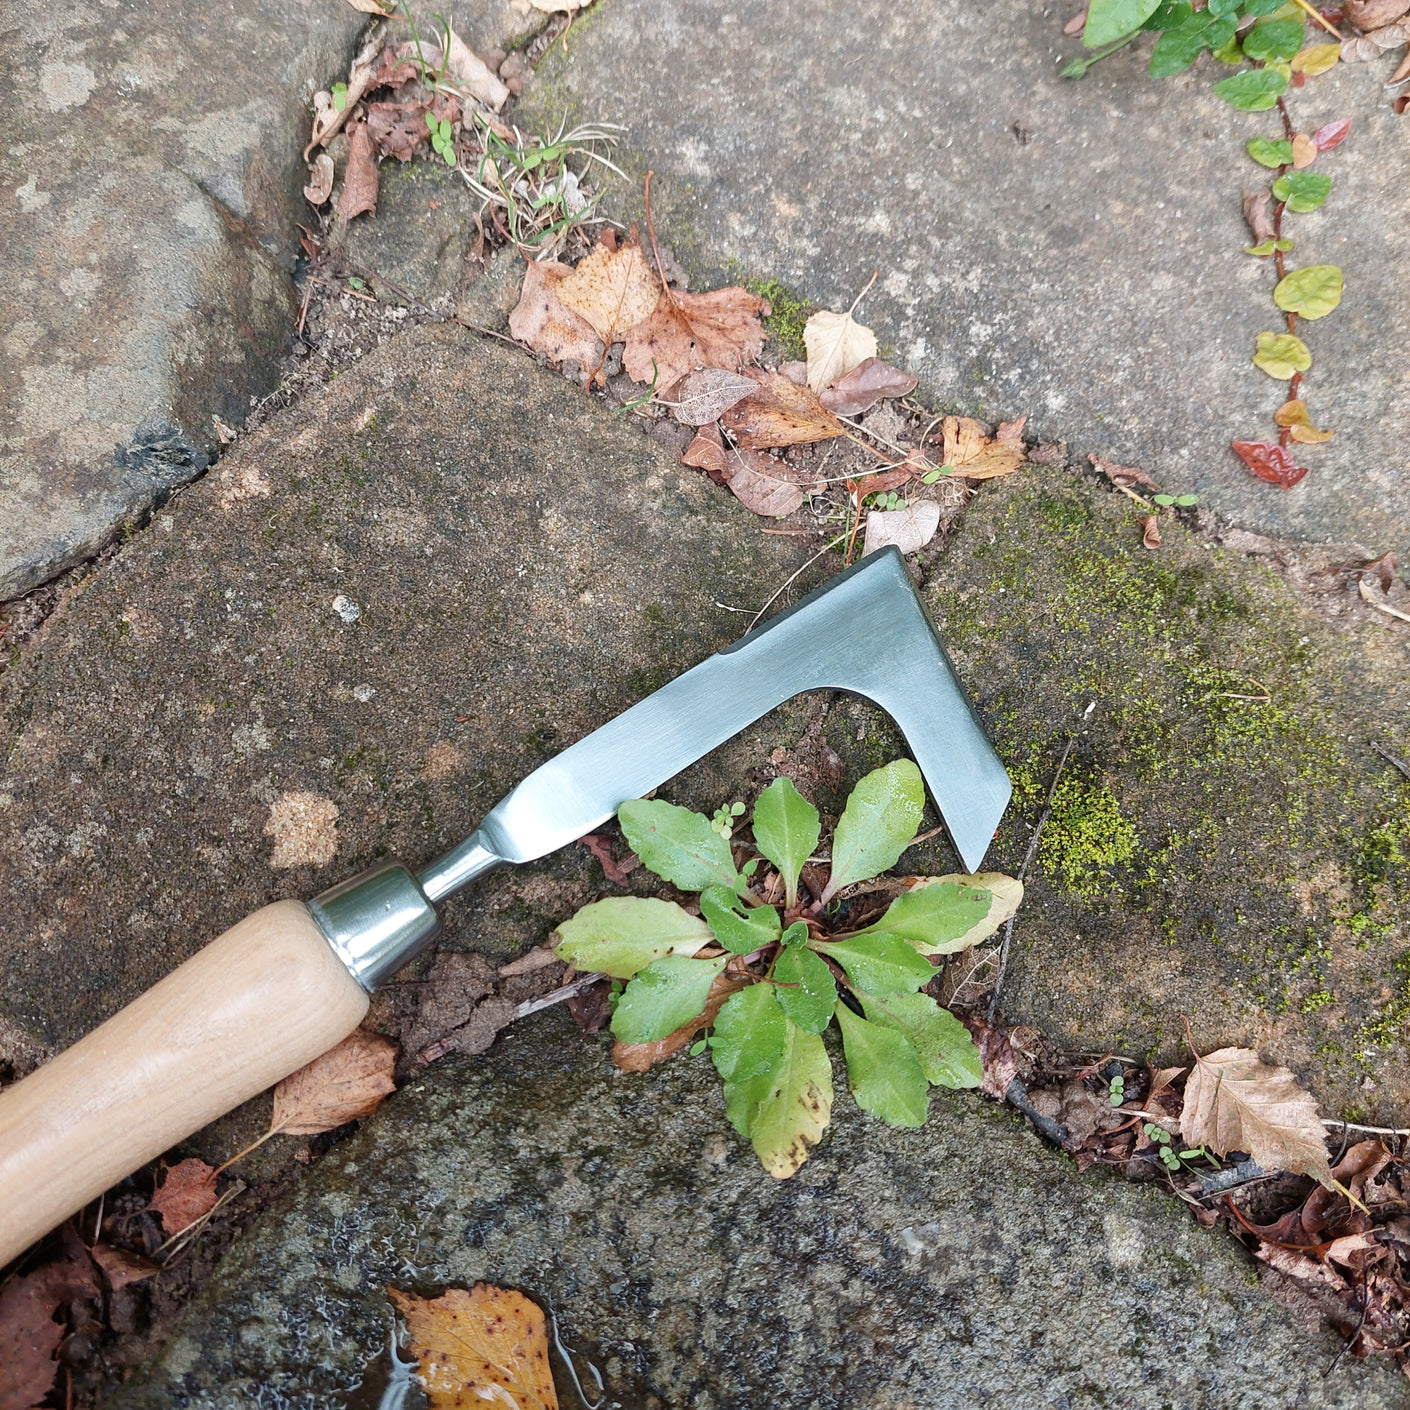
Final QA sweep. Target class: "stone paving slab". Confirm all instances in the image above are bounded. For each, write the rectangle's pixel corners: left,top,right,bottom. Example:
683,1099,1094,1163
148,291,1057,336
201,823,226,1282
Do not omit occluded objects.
110,1021,1408,1410
0,0,371,599
523,0,1410,556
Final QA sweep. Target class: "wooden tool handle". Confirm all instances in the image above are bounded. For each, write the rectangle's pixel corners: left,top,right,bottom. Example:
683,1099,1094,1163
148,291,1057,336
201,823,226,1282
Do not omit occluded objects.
0,901,368,1266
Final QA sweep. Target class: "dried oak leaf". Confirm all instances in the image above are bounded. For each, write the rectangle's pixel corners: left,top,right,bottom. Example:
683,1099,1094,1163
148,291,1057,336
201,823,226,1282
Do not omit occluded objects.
1179,1045,1332,1185
723,448,812,517
862,501,942,557
509,261,604,380
303,152,335,205
389,1283,559,1409
366,101,431,163
720,371,847,449
612,974,745,1072
440,21,510,109
804,307,877,392
338,119,380,222
555,241,660,349
664,368,758,425
271,1029,397,1136
150,1158,218,1235
819,356,919,415
942,415,1024,480
1232,439,1309,489
681,421,730,482
622,287,770,388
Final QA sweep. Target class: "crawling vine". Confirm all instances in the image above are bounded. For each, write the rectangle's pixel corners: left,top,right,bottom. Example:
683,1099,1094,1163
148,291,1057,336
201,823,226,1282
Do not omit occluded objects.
1064,0,1389,491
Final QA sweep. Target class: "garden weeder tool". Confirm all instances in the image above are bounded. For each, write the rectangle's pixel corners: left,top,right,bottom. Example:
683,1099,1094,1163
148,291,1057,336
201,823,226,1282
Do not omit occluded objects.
0,546,1010,1263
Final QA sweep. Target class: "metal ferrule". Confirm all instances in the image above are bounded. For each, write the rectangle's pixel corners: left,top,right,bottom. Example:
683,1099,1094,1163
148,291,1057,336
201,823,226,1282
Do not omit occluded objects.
309,861,442,991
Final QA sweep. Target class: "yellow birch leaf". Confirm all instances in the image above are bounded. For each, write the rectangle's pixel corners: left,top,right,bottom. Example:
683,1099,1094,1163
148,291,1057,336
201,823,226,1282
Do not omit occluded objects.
1290,43,1340,76
803,309,877,393
389,1284,559,1409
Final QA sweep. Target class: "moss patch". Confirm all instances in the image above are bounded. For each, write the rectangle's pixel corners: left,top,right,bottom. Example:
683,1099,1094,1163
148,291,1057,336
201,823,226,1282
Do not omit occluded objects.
924,466,1410,1118
744,276,813,361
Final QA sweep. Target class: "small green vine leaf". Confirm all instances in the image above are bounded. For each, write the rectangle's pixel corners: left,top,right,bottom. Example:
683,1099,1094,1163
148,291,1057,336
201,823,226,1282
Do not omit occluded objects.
1246,137,1293,168
1252,331,1312,380
1274,264,1343,320
1272,171,1332,212
1083,0,1163,48
1214,67,1289,110
1241,19,1304,64
1244,237,1295,257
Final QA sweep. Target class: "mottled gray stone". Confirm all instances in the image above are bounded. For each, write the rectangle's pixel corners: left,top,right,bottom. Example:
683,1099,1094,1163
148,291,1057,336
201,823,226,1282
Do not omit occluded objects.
109,1020,1407,1409
0,0,365,598
523,0,1410,557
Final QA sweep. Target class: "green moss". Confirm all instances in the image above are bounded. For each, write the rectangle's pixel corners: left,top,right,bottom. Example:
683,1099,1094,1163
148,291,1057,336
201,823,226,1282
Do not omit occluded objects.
1300,989,1334,1013
1038,777,1139,898
745,277,813,360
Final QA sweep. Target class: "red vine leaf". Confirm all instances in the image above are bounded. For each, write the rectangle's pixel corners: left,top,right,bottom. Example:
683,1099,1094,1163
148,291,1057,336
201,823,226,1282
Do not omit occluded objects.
1311,118,1352,152
1231,441,1309,489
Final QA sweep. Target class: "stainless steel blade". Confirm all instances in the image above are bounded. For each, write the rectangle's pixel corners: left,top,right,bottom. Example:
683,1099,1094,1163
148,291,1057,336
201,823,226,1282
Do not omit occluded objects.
418,546,1010,901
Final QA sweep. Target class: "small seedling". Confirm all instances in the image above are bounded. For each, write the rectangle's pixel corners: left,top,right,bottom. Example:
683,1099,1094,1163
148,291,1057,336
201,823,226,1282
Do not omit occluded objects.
1152,493,1198,508
865,491,905,512
552,762,1024,1176
331,81,349,112
427,115,456,167
1108,1073,1126,1107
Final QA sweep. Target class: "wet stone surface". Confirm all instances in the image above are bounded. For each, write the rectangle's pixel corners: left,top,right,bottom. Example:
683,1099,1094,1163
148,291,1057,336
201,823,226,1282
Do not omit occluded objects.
523,0,1410,557
109,1019,1408,1409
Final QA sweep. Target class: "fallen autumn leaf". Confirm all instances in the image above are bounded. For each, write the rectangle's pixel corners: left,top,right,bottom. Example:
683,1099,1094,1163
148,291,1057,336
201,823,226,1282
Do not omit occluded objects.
149,1158,218,1236
271,1029,397,1136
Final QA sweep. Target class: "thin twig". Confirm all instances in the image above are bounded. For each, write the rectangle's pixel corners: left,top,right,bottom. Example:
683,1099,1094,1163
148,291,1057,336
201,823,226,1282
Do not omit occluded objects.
989,736,1076,1021
1372,741,1410,782
1321,1117,1410,1137
747,533,848,632
512,971,605,1021
1291,0,1343,38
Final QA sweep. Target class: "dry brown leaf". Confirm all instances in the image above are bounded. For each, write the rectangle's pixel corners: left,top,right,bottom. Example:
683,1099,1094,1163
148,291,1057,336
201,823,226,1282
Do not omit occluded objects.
1140,515,1161,549
996,416,1028,445
1089,452,1160,491
1359,577,1410,622
1291,133,1319,169
1288,422,1334,444
778,360,809,386
555,241,660,348
577,833,637,885
271,1029,397,1136
303,152,335,205
1278,399,1333,444
954,441,1025,480
622,287,770,387
390,1283,558,1409
1342,19,1410,58
150,1158,218,1235
803,307,878,392
680,421,729,481
305,29,384,159
90,1243,159,1291
529,0,586,10
509,261,604,380
720,371,847,449
1242,188,1276,246
345,0,395,12
1346,0,1410,28
819,356,918,415
366,100,431,163
338,119,380,222
664,368,758,425
723,449,810,518
0,1244,98,1410
941,416,986,468
440,21,511,109
862,500,941,557
612,974,745,1071
1179,1045,1331,1186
